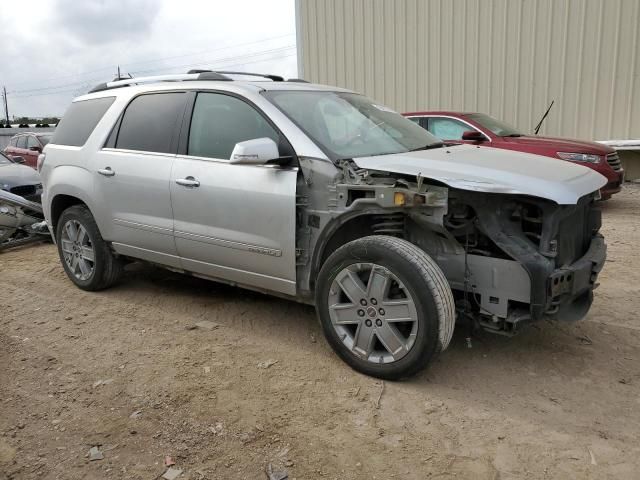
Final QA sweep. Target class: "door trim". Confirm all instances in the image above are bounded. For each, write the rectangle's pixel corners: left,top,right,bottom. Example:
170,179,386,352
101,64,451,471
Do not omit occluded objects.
113,218,173,236
174,229,282,257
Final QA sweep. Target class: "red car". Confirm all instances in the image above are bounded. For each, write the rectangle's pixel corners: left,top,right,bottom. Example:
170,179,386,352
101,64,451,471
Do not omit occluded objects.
403,111,624,200
4,133,52,169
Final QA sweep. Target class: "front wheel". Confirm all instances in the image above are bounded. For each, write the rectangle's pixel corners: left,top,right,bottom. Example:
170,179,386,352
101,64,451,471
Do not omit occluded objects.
315,235,455,379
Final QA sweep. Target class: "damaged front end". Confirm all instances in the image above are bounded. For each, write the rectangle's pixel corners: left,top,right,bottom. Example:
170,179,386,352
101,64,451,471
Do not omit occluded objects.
0,190,49,251
432,190,605,334
299,157,606,336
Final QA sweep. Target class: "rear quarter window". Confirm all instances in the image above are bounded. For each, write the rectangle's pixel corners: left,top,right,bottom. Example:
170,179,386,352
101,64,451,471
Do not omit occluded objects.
52,96,115,147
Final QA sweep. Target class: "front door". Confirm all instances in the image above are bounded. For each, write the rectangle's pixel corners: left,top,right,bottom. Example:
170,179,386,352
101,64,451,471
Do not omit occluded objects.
92,92,188,267
170,91,298,295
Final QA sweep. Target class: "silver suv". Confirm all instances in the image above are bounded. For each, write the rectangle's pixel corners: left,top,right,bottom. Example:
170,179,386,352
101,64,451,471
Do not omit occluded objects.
40,71,607,379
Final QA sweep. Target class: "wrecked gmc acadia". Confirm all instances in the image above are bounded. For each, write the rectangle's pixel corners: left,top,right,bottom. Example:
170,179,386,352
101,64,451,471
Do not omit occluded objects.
40,71,607,379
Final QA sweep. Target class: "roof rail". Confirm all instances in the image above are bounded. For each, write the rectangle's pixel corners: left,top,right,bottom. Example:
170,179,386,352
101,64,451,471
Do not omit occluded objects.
88,70,303,94
188,70,285,82
88,72,232,93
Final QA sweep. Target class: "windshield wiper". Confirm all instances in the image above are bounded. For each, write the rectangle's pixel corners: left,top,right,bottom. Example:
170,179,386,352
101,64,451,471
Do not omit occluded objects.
409,142,444,152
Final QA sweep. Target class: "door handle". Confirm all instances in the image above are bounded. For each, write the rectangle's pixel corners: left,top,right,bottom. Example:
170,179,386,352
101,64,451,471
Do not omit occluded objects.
97,167,115,177
175,176,200,188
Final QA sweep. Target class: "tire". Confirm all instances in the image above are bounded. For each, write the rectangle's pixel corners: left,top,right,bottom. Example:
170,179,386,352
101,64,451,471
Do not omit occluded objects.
55,205,123,291
315,235,455,380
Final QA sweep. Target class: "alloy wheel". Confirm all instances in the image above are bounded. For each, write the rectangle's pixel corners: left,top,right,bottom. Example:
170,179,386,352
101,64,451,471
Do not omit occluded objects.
328,262,419,364
60,219,95,281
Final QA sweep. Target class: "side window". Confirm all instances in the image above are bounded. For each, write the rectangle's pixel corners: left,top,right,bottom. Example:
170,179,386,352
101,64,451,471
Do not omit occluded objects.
52,96,115,147
9,137,17,147
26,136,39,149
17,136,27,148
428,117,471,140
410,117,429,129
188,92,280,160
407,116,423,126
116,93,186,154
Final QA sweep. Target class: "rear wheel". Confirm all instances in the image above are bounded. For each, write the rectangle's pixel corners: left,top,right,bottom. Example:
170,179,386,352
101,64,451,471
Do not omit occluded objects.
56,205,123,291
316,235,455,379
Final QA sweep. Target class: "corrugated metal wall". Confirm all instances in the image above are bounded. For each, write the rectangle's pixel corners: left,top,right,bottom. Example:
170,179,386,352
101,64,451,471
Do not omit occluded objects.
296,0,640,141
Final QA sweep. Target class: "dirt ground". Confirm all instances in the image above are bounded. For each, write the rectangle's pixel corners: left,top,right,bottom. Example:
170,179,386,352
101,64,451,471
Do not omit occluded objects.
1,186,639,480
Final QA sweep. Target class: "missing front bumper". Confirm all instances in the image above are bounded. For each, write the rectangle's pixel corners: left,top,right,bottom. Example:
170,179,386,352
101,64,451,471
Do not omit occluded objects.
546,234,606,321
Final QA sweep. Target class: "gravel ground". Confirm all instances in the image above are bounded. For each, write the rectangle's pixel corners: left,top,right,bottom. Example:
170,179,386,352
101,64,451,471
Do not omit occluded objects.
1,185,639,480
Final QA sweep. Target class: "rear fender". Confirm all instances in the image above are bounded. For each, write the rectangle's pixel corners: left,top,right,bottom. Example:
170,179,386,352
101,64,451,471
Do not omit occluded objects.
46,166,109,236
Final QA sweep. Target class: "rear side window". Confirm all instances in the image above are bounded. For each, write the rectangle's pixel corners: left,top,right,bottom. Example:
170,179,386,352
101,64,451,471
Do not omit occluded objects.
115,93,186,154
52,97,115,147
27,136,39,149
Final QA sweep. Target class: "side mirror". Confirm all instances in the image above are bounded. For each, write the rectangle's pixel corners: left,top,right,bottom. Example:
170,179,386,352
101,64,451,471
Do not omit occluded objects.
12,156,26,164
230,137,280,165
461,130,486,142
29,146,42,152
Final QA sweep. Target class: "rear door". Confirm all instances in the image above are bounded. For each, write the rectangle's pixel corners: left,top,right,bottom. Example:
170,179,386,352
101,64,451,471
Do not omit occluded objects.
14,135,30,161
170,91,298,295
24,135,41,168
92,92,187,267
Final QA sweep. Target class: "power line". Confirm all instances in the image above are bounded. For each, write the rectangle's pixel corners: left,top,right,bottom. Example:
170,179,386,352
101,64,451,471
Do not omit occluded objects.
6,33,295,92
8,50,297,99
129,45,296,76
7,45,295,98
7,45,296,98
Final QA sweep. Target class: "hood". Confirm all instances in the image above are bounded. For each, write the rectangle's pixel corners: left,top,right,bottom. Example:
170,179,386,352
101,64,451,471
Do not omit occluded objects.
501,135,614,154
353,144,607,205
0,163,41,189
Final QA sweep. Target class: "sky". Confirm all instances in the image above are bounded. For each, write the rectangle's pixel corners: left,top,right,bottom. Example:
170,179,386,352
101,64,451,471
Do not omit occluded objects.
0,0,298,118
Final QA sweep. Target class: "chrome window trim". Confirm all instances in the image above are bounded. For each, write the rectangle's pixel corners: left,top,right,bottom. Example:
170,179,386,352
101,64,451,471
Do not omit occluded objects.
101,147,298,170
405,115,492,142
176,153,298,169
101,147,177,159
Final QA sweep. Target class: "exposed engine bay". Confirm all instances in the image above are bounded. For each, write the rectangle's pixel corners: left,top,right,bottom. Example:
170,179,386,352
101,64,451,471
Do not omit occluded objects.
296,158,606,335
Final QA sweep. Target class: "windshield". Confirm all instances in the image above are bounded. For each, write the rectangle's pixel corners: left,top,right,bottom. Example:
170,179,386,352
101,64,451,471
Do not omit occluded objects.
0,153,12,165
466,113,523,137
37,134,52,146
264,91,442,159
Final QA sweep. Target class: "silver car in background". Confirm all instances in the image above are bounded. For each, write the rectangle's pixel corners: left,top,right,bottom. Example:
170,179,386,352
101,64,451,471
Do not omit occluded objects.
40,71,606,379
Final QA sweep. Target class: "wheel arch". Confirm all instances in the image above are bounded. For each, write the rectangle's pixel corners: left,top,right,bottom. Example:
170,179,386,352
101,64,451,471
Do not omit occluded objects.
50,194,91,233
309,210,407,293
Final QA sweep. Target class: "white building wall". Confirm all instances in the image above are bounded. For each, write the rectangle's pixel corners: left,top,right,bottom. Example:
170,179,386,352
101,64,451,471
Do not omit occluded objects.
296,0,640,141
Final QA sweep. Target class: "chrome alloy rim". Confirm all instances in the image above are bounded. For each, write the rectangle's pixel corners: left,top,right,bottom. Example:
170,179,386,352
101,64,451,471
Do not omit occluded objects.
328,263,419,364
60,220,95,281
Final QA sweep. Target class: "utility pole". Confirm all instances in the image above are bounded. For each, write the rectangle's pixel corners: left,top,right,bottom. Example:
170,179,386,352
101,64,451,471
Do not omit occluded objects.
117,65,121,80
1,86,9,127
